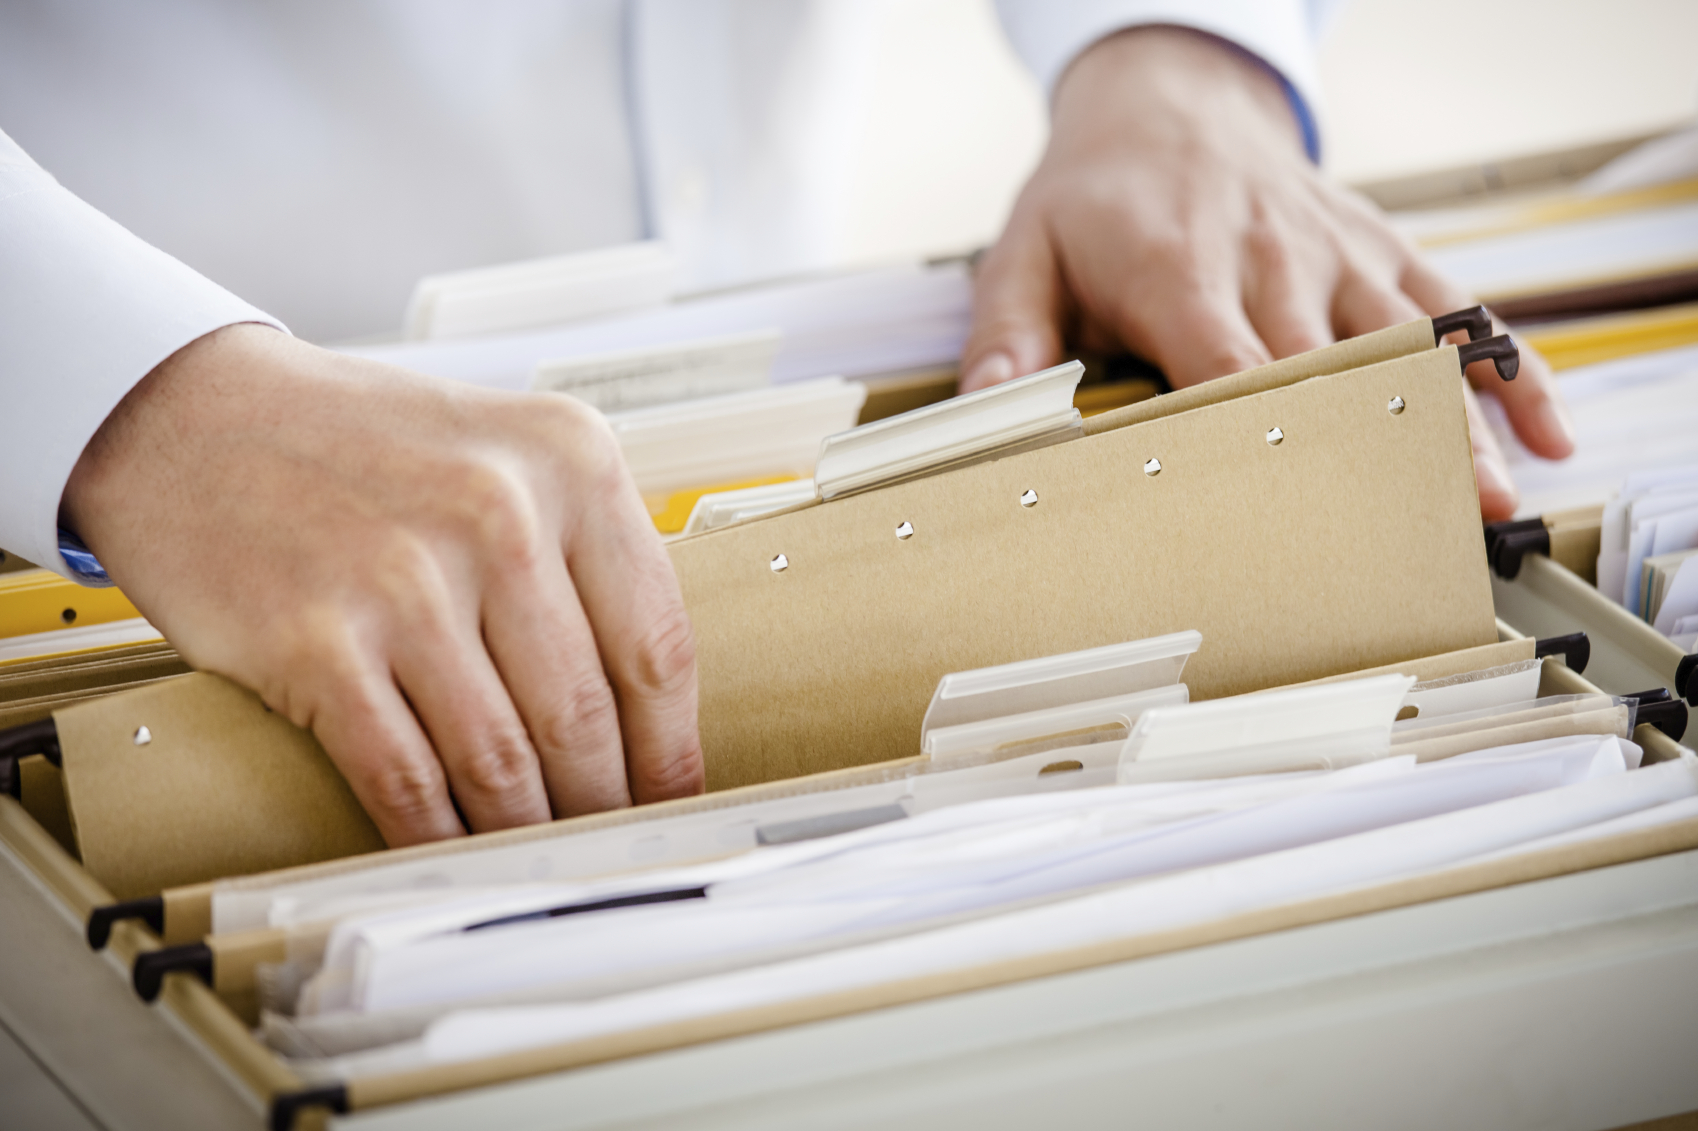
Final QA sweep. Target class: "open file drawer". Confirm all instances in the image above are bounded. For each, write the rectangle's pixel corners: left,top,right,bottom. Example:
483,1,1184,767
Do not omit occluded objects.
4,795,1697,1131
1489,511,1698,711
2,652,1695,1131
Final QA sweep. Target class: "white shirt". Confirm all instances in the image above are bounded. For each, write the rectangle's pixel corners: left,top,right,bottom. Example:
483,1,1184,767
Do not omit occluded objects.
0,0,1325,580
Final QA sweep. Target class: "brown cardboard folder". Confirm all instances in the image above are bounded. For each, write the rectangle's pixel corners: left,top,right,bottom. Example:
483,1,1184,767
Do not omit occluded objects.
31,317,1494,900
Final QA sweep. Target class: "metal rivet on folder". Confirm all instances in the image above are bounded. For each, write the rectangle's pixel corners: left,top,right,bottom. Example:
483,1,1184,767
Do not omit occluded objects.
1144,458,1161,477
1266,426,1284,446
895,521,914,540
1388,396,1406,415
1020,489,1038,508
132,726,152,746
770,553,789,573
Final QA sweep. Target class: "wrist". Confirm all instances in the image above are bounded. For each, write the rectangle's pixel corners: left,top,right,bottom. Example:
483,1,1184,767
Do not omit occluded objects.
61,322,286,561
1052,25,1306,160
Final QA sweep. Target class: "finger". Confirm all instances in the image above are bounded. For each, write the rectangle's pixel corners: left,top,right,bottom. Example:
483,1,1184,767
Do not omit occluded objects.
1482,337,1574,460
1239,221,1335,359
1400,258,1575,461
484,551,633,817
1465,384,1519,522
1331,270,1424,340
566,445,704,805
302,646,466,847
1112,281,1270,389
388,564,554,834
959,211,1067,392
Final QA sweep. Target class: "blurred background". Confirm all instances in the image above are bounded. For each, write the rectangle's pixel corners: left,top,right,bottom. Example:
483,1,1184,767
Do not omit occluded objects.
821,0,1698,270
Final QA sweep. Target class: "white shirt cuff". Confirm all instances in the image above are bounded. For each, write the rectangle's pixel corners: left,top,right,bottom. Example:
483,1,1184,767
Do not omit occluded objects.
0,130,285,582
993,0,1323,156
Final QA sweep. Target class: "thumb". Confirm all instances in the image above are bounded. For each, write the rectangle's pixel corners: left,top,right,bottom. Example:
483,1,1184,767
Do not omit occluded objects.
959,213,1066,393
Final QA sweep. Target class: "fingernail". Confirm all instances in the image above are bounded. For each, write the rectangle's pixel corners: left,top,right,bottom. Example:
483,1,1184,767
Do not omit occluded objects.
1474,450,1518,516
961,351,1014,392
1537,396,1576,454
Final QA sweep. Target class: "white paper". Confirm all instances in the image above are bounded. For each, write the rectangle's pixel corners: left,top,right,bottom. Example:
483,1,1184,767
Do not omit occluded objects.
404,242,676,341
0,616,163,663
407,750,1696,1072
531,328,779,411
1120,674,1413,780
1469,791,1698,862
1486,345,1698,522
1652,551,1698,633
342,262,972,392
607,376,864,497
1423,200,1698,302
1401,659,1543,720
326,737,1617,1021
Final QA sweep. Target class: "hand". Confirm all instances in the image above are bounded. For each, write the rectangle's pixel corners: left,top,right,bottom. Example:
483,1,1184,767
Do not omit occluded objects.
62,324,705,846
960,25,1575,520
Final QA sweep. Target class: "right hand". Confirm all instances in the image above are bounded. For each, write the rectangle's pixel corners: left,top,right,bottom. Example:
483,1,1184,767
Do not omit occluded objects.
958,25,1575,521
62,323,705,846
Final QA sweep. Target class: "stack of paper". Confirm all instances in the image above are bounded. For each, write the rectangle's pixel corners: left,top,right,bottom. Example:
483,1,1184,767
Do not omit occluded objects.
531,329,779,412
1595,465,1698,649
208,631,1694,1083
607,377,866,531
402,242,676,341
284,734,1690,1078
391,746,1690,1076
1392,129,1698,317
1484,342,1698,519
343,261,972,393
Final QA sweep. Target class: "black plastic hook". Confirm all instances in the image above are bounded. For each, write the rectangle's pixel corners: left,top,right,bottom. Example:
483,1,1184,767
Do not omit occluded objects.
88,896,166,950
0,718,61,800
1535,632,1591,676
132,942,213,1002
1457,333,1520,382
1432,305,1494,344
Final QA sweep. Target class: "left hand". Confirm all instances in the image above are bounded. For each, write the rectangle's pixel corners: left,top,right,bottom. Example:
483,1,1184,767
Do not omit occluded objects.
959,25,1574,520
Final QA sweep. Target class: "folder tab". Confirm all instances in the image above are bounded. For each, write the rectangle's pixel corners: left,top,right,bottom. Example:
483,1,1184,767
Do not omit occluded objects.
814,360,1085,500
1119,674,1415,782
921,630,1202,752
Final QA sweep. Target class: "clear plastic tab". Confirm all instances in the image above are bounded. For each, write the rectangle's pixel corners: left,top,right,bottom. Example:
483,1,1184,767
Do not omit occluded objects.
682,479,818,535
1118,673,1415,783
922,685,1190,766
920,630,1202,757
813,360,1084,500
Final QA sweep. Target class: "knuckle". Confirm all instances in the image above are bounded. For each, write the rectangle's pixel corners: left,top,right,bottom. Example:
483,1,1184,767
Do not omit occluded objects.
363,756,447,827
369,532,450,621
534,675,621,756
454,732,538,802
262,610,363,722
456,463,543,565
628,605,697,699
632,743,706,802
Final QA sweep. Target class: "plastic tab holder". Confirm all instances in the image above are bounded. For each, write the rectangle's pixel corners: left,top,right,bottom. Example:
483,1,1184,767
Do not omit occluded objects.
1118,674,1416,783
920,630,1203,762
682,478,819,535
813,360,1085,500
922,685,1191,766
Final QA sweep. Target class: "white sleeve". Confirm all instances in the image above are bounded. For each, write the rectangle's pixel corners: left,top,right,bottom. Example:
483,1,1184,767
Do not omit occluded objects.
0,128,285,583
993,0,1330,154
